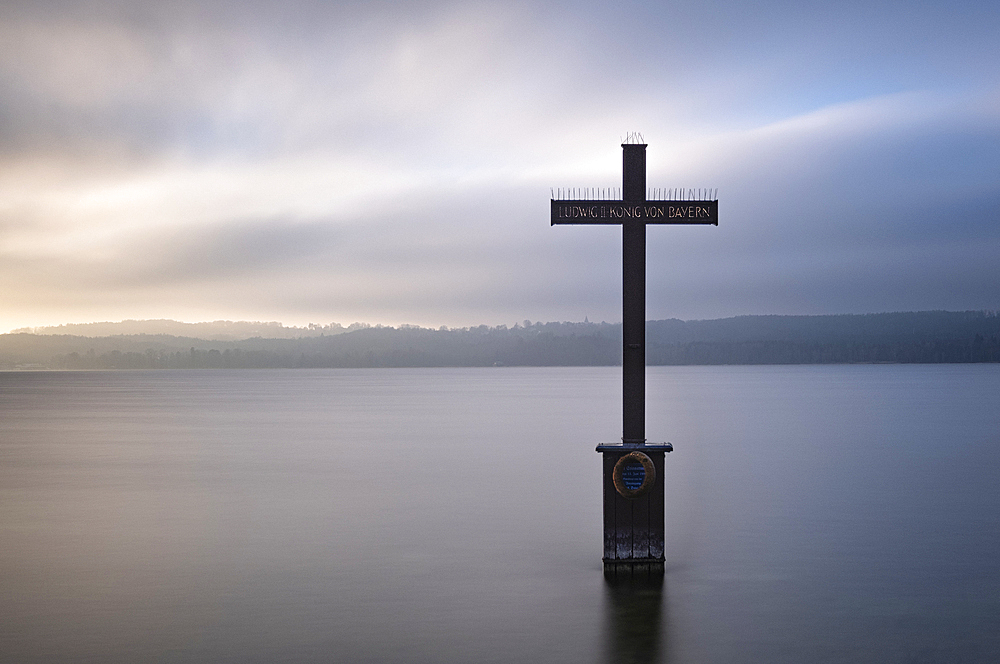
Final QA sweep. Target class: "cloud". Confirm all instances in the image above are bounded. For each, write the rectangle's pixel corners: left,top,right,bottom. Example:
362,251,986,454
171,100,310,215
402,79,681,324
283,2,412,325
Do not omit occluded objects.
1,0,999,330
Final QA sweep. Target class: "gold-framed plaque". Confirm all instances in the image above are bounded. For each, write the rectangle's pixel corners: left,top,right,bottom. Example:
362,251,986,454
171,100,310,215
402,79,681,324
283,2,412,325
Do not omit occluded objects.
612,451,656,499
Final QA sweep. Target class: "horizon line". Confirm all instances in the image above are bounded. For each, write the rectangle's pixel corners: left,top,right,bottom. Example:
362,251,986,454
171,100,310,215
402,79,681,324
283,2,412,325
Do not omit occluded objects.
8,308,1000,336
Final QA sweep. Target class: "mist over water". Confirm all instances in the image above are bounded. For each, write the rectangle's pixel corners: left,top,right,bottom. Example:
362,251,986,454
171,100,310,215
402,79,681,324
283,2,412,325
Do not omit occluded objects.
2,366,999,663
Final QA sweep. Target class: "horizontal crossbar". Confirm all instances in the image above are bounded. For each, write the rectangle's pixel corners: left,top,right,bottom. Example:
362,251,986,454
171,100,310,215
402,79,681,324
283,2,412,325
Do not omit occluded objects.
551,200,718,225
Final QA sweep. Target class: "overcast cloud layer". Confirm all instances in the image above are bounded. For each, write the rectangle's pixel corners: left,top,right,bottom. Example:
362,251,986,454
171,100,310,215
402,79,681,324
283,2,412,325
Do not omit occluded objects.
2,0,998,331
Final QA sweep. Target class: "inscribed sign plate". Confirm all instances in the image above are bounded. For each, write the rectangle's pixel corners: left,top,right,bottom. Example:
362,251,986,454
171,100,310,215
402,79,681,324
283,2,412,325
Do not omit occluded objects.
551,200,718,225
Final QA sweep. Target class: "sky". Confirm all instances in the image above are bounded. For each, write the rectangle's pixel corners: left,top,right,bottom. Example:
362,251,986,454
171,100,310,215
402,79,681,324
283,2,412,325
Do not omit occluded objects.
2,0,999,332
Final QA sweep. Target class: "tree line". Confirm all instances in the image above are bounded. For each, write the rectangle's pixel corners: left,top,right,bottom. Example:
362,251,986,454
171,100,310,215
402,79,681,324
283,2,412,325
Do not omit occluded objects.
2,311,999,370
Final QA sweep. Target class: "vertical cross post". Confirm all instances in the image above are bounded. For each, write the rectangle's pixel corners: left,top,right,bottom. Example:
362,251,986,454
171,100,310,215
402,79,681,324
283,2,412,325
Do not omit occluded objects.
621,144,646,444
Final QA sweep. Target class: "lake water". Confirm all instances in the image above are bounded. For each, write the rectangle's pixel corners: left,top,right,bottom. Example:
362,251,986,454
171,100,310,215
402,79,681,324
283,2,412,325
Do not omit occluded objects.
2,365,999,663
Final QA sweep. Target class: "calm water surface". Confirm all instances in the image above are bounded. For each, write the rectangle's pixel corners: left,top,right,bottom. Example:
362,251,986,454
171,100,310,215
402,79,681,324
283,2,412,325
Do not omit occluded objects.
2,365,999,663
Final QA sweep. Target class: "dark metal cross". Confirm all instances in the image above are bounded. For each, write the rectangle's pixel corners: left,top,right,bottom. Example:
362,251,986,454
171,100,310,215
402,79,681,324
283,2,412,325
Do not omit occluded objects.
551,142,717,444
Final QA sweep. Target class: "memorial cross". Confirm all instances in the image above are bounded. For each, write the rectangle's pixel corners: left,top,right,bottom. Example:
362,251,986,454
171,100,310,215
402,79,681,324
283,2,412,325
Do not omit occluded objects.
550,139,718,444
551,139,717,573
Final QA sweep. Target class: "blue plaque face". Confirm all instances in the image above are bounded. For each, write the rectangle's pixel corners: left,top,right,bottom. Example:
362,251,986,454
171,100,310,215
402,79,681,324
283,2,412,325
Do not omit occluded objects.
621,463,645,491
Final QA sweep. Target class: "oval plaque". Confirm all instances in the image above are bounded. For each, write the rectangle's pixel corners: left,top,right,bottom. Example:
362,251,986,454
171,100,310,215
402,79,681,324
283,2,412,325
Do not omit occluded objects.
613,451,655,499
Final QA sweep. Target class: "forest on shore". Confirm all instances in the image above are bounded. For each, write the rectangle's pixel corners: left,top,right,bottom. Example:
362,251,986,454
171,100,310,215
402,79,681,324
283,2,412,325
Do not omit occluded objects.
2,311,999,370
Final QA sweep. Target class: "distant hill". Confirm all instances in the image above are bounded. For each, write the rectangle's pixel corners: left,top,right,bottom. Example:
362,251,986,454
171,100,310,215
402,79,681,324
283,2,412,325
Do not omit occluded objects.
1,311,998,369
644,311,1000,365
9,319,358,340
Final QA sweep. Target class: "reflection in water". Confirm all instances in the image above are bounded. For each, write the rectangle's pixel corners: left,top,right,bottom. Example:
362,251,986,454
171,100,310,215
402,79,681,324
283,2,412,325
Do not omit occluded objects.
603,565,666,664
